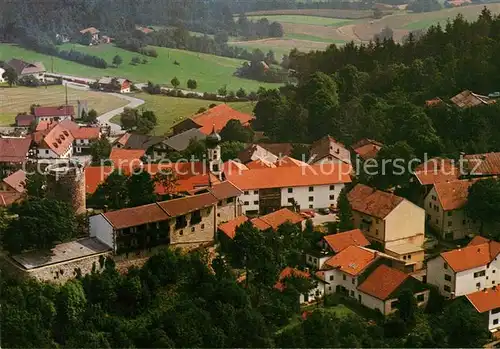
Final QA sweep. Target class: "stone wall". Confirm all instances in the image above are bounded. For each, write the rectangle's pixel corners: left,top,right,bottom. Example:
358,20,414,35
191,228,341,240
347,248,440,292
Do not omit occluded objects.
216,199,241,225
170,206,216,245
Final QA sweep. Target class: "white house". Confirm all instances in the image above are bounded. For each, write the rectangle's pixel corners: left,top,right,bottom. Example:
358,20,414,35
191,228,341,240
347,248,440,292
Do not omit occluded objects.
34,106,75,122
466,286,500,333
274,267,326,304
226,162,352,215
427,236,500,298
0,67,5,83
309,135,351,164
424,179,482,240
71,127,100,153
36,124,74,159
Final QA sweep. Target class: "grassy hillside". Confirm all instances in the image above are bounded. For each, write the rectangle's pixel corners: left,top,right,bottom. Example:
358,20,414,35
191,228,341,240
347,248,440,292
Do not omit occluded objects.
110,93,254,136
246,14,351,26
0,43,282,93
0,85,128,126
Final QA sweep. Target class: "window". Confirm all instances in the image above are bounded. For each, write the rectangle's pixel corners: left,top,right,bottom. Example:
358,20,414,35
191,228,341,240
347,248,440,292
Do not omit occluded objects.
309,205,313,209
244,191,249,195
244,201,249,206
227,197,234,203
179,230,183,236
494,270,496,274
391,300,399,310
350,290,354,297
329,195,335,200
343,274,346,281
308,256,312,262
429,202,432,208
416,294,425,303
432,195,436,200
492,308,500,314
254,190,258,195
403,255,407,260
218,201,222,207
494,319,499,326
462,220,466,225
330,185,335,190
217,213,220,217
407,254,411,260
201,224,205,229
444,285,451,292
309,196,314,202
329,275,334,281
191,227,195,232
448,221,452,227
375,229,379,235
288,188,293,193
444,263,448,269
436,219,439,224
477,282,481,288
351,278,355,285
45,149,49,154
445,274,452,281
474,270,486,278
309,186,314,192
447,211,452,217
253,201,259,205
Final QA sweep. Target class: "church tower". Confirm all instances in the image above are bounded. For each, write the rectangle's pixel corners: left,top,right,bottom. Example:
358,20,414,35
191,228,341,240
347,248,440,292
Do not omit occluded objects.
206,125,223,181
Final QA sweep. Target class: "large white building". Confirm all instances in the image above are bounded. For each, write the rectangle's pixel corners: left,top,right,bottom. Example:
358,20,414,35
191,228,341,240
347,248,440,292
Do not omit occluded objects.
466,286,500,333
226,162,352,215
36,124,74,159
427,236,500,298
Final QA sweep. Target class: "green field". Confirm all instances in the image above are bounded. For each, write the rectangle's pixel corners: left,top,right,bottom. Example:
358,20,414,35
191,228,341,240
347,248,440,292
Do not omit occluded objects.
403,18,446,30
0,43,281,93
110,93,254,135
246,14,352,26
284,33,346,44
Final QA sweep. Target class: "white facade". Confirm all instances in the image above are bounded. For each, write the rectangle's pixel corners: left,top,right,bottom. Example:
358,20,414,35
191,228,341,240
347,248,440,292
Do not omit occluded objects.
427,255,500,297
322,268,360,298
37,144,73,159
0,68,5,83
89,214,115,251
488,309,500,331
36,115,72,122
239,183,345,214
300,280,326,304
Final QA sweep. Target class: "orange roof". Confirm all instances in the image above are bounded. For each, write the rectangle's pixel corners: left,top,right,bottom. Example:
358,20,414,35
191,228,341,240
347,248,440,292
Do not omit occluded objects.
252,208,304,230
157,192,217,216
274,267,311,291
425,97,443,107
441,238,500,272
357,264,408,300
246,158,276,169
414,158,460,185
275,156,308,167
222,160,248,176
466,286,500,313
250,217,272,230
218,215,249,239
35,120,52,131
109,148,145,167
226,163,351,190
352,139,383,160
347,184,404,219
324,245,377,276
39,124,74,156
71,127,100,140
115,133,131,147
469,235,490,246
165,173,220,194
322,229,370,253
2,169,26,193
0,191,23,207
434,179,479,211
464,152,500,176
84,166,115,194
188,104,254,135
103,203,169,229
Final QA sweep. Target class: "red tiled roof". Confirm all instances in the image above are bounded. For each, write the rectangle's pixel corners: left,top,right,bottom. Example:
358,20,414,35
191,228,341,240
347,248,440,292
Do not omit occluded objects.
466,286,500,313
158,192,218,217
2,169,26,193
0,137,31,163
39,124,74,156
309,135,351,164
15,114,35,127
469,235,490,246
441,237,500,272
226,163,352,190
80,27,100,34
189,104,254,135
71,127,100,140
208,181,242,200
103,203,168,229
218,215,249,239
414,158,460,185
323,229,370,253
222,160,248,175
163,173,219,194
425,97,443,107
347,184,404,219
352,139,383,160
275,156,307,167
433,179,479,211
109,148,145,167
324,245,377,276
115,133,131,147
0,191,23,207
84,166,115,194
246,158,276,169
464,152,500,176
59,119,80,131
34,105,74,118
450,90,495,108
252,208,304,230
274,267,311,291
357,264,408,300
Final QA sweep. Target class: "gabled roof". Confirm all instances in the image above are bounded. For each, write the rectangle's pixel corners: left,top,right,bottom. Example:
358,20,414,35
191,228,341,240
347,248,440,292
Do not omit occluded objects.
357,264,408,300
115,133,164,150
158,192,218,216
2,169,26,193
39,124,74,156
246,158,276,169
466,286,500,313
103,203,169,230
208,181,242,200
464,152,500,176
347,184,404,219
84,166,114,194
250,208,304,231
0,137,31,163
275,267,311,291
226,163,352,190
71,127,100,140
34,105,74,118
0,191,23,207
109,148,145,167
275,156,307,167
59,119,80,131
218,216,249,239
322,229,370,253
414,157,460,185
80,27,100,34
164,128,206,152
184,104,254,135
440,237,500,272
433,179,479,211
7,59,46,76
324,245,377,276
309,135,351,164
352,139,383,160
15,114,35,127
223,160,249,175
450,90,495,108
237,144,279,164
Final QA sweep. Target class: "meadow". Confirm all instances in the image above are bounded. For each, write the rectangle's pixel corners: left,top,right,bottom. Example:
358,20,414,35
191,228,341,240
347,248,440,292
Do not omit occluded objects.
0,43,281,93
246,14,351,26
110,93,255,135
0,85,128,126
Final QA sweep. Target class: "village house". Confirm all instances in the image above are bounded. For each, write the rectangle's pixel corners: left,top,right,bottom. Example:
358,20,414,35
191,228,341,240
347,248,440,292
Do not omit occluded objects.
237,143,295,164
89,181,242,254
309,135,351,164
0,137,32,173
464,152,500,177
274,267,327,304
356,264,430,315
226,162,352,215
114,133,169,159
427,236,500,298
71,127,100,154
15,114,35,128
412,157,461,204
109,148,146,168
0,169,26,193
305,229,370,270
347,184,425,272
351,139,383,161
34,123,74,159
97,77,132,93
34,105,75,122
80,27,100,45
450,90,495,108
171,104,254,136
0,67,5,83
6,58,46,81
424,179,481,240
466,286,500,334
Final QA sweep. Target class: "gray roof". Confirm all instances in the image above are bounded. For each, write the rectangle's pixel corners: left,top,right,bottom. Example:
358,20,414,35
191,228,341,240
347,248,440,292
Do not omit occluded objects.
7,59,46,76
98,77,130,84
121,133,165,150
164,128,206,152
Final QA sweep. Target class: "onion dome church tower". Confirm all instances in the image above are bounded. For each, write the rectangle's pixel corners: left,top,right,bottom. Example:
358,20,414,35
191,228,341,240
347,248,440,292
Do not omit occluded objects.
206,125,223,181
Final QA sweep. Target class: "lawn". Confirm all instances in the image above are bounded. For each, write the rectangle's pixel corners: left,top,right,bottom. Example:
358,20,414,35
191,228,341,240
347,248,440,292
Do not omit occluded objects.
110,93,255,136
0,43,282,93
0,85,128,126
247,14,351,26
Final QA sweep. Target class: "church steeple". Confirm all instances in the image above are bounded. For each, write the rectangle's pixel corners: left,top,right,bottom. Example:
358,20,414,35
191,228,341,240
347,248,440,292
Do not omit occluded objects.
207,125,223,180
